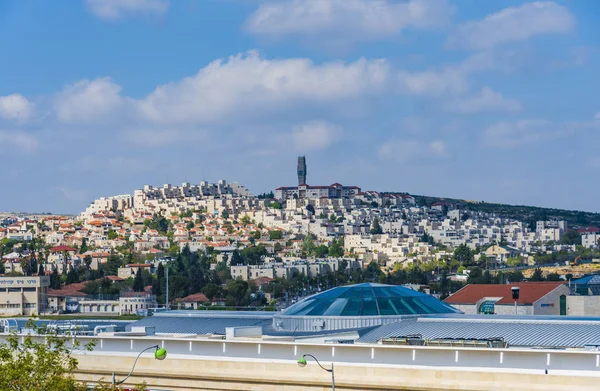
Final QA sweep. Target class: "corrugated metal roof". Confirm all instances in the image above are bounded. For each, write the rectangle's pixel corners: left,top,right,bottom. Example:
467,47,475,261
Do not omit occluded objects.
357,316,600,348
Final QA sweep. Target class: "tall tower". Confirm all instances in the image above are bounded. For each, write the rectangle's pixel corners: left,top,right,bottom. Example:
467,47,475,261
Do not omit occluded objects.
297,156,307,185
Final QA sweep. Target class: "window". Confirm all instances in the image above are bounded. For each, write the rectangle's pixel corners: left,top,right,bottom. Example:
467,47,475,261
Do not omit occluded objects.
23,287,36,292
478,301,496,315
24,303,36,308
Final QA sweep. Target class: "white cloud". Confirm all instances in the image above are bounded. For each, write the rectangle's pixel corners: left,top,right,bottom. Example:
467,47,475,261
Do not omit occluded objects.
397,67,467,96
445,87,522,113
447,2,574,50
86,0,169,21
0,94,34,122
0,131,38,153
54,77,124,123
482,119,549,148
291,121,343,151
377,139,448,163
245,0,453,44
137,51,390,125
595,112,600,120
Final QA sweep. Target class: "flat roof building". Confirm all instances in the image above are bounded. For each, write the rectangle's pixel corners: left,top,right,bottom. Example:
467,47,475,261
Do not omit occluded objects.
0,276,50,316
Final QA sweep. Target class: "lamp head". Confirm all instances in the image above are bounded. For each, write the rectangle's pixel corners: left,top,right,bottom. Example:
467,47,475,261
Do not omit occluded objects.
511,286,520,300
297,356,307,367
154,347,167,361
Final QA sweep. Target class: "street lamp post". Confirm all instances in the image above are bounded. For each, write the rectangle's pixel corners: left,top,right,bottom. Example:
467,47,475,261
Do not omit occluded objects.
297,354,335,391
512,286,520,315
112,345,167,387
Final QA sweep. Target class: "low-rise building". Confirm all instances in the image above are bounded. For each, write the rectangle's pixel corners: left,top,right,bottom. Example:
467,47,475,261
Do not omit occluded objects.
78,299,120,314
444,282,569,316
0,276,50,316
175,293,210,310
119,292,157,315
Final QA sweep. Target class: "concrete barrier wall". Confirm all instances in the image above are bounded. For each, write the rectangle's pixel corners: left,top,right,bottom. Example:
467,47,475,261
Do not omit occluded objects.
3,333,600,390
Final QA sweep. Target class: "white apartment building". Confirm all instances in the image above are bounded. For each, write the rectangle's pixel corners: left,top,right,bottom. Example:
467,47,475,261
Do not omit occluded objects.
582,233,599,248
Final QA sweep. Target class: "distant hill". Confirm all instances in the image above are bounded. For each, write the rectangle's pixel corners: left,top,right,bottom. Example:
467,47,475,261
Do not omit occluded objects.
411,195,600,230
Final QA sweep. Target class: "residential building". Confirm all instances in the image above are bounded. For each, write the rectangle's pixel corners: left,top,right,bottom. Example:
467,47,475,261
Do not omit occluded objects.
176,293,210,310
118,263,154,279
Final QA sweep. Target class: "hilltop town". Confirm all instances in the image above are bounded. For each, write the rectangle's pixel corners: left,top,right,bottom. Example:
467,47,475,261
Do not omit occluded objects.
0,157,598,315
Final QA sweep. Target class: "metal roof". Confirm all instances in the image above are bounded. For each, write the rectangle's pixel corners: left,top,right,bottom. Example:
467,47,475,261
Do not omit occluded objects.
357,316,600,348
572,275,600,285
128,312,272,335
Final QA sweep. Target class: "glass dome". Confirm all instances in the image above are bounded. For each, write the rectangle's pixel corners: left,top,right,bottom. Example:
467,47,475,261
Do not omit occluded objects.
283,283,458,316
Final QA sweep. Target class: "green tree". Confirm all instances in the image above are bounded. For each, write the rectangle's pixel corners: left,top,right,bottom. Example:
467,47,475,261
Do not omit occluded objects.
453,244,474,266
50,268,61,289
269,201,282,210
106,229,118,240
240,215,252,226
560,230,580,245
546,272,562,281
274,242,283,253
79,238,88,254
186,221,194,230
370,217,383,235
328,239,344,257
314,245,329,258
506,256,523,267
103,253,123,276
529,267,545,282
467,267,487,284
202,282,220,300
0,322,94,390
221,210,230,220
419,232,435,245
65,267,79,285
226,279,249,306
133,268,144,292
84,255,93,269
269,230,283,240
302,235,316,255
145,215,169,235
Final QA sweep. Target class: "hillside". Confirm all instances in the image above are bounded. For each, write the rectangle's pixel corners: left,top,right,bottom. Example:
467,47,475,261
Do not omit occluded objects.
412,195,600,229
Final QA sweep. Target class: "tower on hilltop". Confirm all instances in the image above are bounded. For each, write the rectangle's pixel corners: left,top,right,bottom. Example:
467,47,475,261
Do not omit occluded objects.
297,156,307,185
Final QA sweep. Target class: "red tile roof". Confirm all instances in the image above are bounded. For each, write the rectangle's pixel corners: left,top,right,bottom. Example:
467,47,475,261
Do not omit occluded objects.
177,293,209,303
444,282,566,305
250,276,274,287
578,227,600,234
48,282,88,297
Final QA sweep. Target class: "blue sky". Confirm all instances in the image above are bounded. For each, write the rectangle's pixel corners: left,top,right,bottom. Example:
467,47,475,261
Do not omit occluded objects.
0,0,598,214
